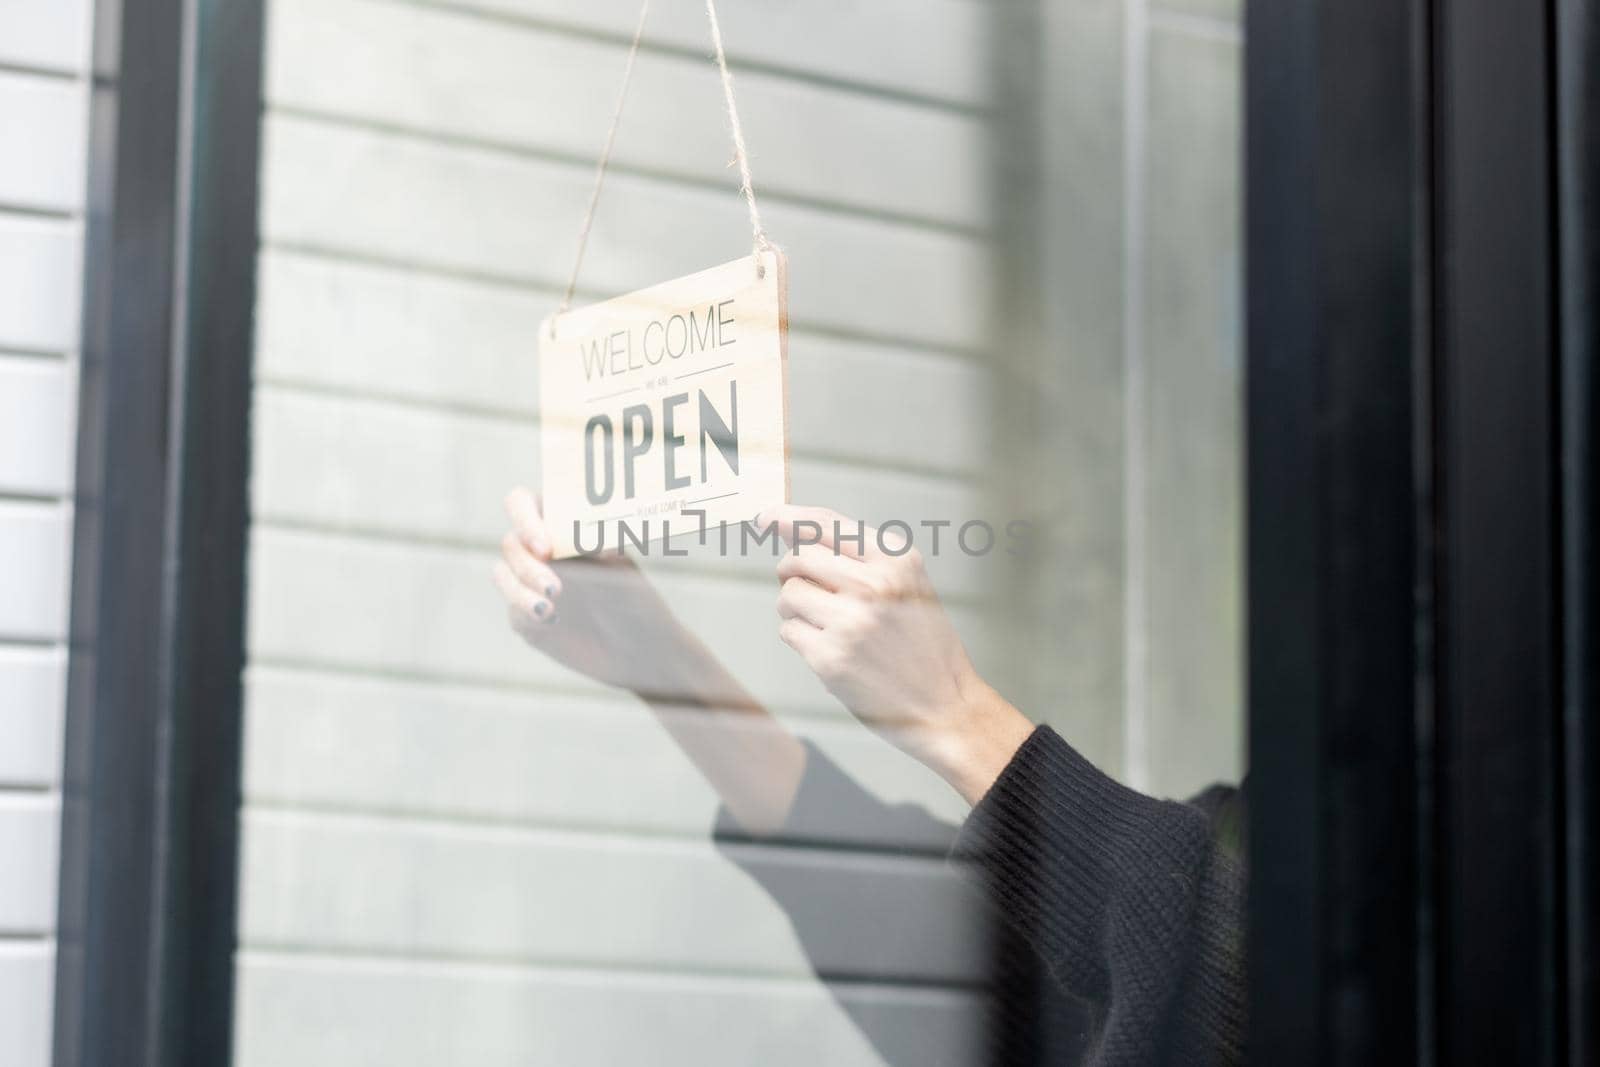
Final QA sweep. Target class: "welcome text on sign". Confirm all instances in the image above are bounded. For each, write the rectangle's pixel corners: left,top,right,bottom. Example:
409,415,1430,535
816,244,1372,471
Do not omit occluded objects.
539,252,789,558
574,300,741,505
579,299,737,378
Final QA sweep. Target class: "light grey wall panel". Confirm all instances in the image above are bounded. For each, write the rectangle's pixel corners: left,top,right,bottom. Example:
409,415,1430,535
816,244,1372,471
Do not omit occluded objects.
241,665,968,845
255,249,988,476
0,215,82,352
0,0,91,73
410,0,990,106
1140,26,1243,797
1151,0,1242,29
0,796,59,933
0,647,65,788
0,4,95,1060
1014,0,1244,797
266,0,987,227
256,248,541,408
0,942,54,1067
249,386,989,596
243,1,1004,1061
235,952,986,1067
259,114,991,352
0,72,86,212
251,385,535,545
238,811,987,981
245,524,997,718
0,501,69,641
0,356,74,495
1007,0,1131,780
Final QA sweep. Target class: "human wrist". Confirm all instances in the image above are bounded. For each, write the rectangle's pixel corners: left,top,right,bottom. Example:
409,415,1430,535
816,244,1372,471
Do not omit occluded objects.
921,677,1036,807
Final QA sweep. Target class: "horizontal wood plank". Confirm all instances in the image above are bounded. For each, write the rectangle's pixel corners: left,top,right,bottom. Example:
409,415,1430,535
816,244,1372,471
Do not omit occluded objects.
267,0,987,227
0,942,53,1067
0,501,70,641
0,215,82,352
250,385,992,595
385,0,991,107
0,646,65,788
0,356,74,495
235,951,986,1067
0,72,87,212
0,0,90,74
242,665,968,846
238,808,989,982
255,248,988,475
259,113,991,351
245,525,1001,716
0,795,59,933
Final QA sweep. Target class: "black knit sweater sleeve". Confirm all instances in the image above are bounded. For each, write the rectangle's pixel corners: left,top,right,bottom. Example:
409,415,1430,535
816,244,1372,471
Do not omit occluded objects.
952,725,1246,1066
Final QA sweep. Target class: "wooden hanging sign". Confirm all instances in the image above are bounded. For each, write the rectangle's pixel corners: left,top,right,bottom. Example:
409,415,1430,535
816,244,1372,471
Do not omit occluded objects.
539,251,790,558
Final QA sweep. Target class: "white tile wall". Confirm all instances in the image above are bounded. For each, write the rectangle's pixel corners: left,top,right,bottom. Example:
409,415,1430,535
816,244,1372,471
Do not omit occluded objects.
0,647,66,789
0,0,92,74
0,796,61,934
0,502,71,640
0,943,55,1067
0,72,87,212
0,358,75,494
0,217,84,352
0,3,94,1065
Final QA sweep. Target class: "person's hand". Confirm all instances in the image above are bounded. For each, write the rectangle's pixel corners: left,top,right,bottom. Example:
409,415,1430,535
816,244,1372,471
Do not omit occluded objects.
762,505,1035,805
493,489,808,830
492,488,699,694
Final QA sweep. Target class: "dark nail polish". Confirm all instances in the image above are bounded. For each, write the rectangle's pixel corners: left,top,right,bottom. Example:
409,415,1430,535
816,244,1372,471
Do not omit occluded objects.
545,584,557,598
533,600,548,617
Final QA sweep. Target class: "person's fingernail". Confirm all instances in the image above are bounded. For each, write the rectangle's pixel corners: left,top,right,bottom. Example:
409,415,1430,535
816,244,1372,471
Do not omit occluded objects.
545,611,559,624
544,584,558,599
533,600,548,617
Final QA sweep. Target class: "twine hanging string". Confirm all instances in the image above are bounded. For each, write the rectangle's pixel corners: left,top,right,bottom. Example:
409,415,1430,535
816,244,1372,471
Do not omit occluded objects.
554,0,776,330
556,0,652,319
702,0,775,266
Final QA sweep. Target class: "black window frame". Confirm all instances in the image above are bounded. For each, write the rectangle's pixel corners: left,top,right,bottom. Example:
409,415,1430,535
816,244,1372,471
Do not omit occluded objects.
52,1,264,1065
1247,0,1594,1061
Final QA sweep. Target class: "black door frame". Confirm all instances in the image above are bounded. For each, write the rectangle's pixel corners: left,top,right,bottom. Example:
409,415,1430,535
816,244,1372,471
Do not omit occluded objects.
52,1,264,1065
1247,0,1593,1061
1245,0,1425,1058
1555,0,1599,1060
1429,1,1564,1060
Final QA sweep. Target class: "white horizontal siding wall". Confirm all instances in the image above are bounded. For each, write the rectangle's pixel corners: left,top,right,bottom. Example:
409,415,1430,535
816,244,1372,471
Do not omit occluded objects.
1137,6,1244,796
1023,0,1243,800
238,2,1003,1065
0,2,95,1065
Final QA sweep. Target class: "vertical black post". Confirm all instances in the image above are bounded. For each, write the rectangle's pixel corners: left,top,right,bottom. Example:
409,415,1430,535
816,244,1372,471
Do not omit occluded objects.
1250,0,1585,1061
1427,0,1565,1062
54,0,263,1064
160,1,264,1062
1246,0,1425,1061
55,0,191,1062
1555,2,1599,1061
